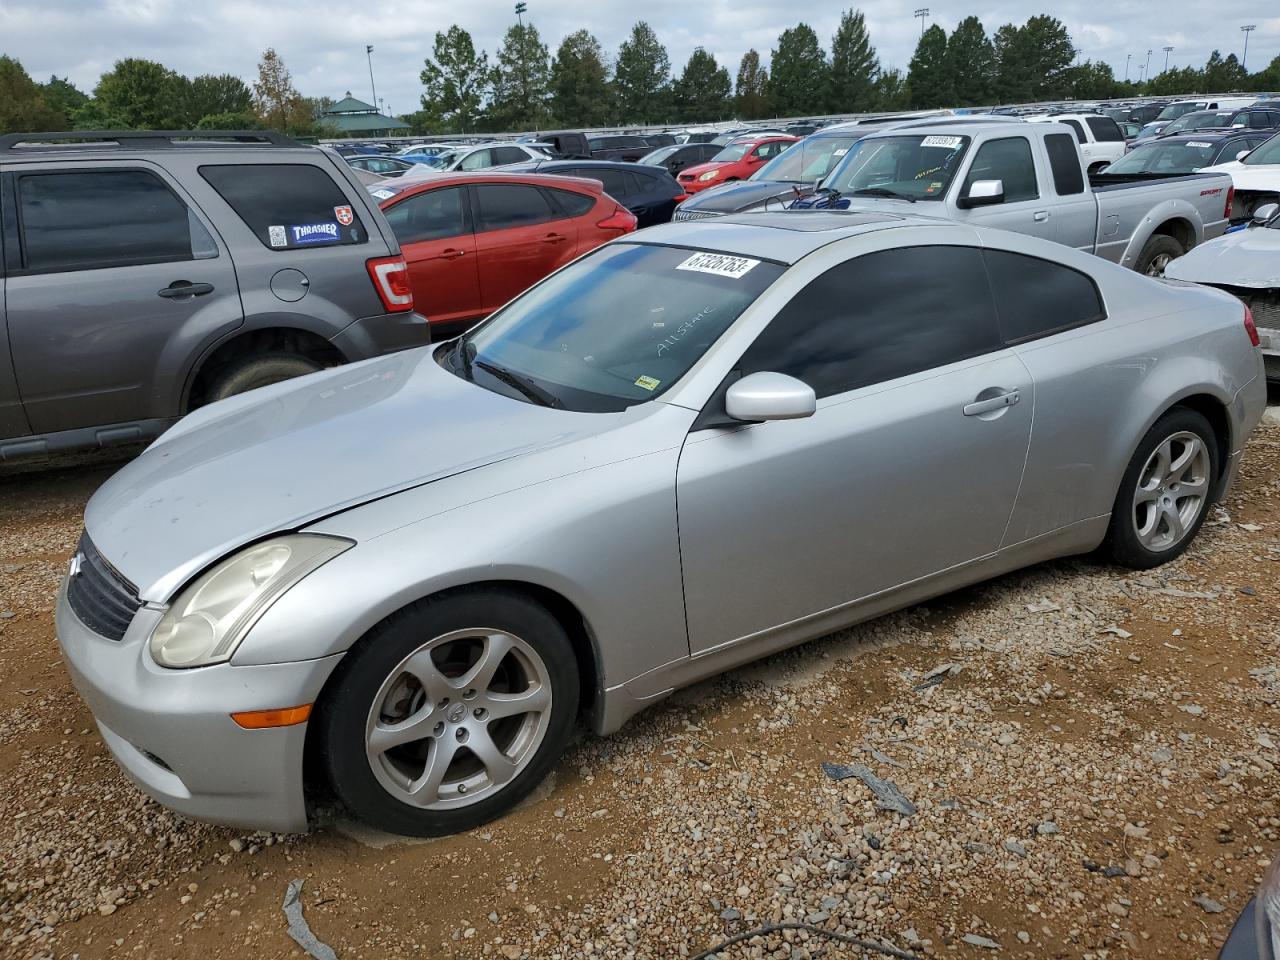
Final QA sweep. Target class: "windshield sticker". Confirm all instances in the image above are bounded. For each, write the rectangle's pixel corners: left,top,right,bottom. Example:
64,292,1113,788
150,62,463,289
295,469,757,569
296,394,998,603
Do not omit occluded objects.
290,222,341,245
371,188,395,200
1186,141,1213,148
927,182,943,193
268,225,288,248
833,148,849,157
921,135,963,149
676,252,760,279
334,205,354,225
634,375,661,391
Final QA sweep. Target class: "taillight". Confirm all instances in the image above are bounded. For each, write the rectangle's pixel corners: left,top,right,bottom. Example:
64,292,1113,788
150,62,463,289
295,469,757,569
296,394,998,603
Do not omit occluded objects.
1224,185,1234,220
596,203,637,235
366,255,413,313
674,193,691,203
1244,304,1261,347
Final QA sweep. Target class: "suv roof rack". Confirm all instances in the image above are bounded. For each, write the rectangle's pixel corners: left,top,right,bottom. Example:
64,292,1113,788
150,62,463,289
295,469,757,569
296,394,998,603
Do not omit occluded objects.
0,130,303,152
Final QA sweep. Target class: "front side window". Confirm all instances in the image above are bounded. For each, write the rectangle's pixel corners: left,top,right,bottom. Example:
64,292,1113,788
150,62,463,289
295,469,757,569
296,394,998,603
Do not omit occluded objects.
984,249,1104,342
825,134,971,201
200,163,366,250
963,137,1039,203
472,183,555,231
447,243,784,412
737,246,1002,399
384,186,469,244
18,169,210,273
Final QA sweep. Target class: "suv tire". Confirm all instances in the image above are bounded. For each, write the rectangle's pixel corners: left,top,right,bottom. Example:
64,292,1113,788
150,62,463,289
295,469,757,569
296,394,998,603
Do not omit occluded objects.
208,353,322,402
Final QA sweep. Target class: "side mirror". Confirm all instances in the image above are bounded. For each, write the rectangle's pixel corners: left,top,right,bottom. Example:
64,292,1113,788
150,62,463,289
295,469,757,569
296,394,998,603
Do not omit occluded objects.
957,179,1005,209
1236,150,1252,161
1253,202,1279,223
725,372,816,423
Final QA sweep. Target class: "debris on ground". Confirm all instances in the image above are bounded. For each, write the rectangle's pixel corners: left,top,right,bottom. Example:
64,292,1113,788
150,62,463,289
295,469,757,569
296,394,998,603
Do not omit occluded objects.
282,879,339,960
821,762,918,816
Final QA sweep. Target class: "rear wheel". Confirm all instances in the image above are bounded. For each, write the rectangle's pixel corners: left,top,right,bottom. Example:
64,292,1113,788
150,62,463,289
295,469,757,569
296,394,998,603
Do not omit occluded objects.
1135,234,1185,277
207,352,322,402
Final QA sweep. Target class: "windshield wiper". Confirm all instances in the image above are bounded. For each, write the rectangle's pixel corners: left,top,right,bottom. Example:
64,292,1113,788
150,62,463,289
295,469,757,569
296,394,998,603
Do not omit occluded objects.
474,359,563,408
850,187,917,203
450,337,475,380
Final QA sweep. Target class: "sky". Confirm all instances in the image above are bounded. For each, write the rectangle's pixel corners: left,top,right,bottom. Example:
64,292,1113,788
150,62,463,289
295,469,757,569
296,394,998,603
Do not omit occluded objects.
2,0,1278,117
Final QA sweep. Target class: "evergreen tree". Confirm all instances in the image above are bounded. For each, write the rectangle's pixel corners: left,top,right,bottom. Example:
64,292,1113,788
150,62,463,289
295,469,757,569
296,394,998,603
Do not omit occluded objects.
1067,60,1120,101
945,17,995,106
735,50,771,120
1203,50,1248,92
420,26,491,133
251,49,314,135
828,10,879,112
769,24,828,116
874,68,911,110
614,21,670,123
992,23,1031,103
549,30,612,127
1251,55,1280,93
673,48,731,122
0,56,65,133
489,22,551,130
906,25,953,108
1018,15,1075,99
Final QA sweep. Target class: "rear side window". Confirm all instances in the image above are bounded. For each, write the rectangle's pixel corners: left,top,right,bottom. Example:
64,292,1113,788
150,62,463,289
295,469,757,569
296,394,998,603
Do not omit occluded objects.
200,164,366,250
491,146,529,165
1061,119,1087,144
983,249,1105,343
16,169,212,274
738,245,1002,398
459,149,493,171
1085,117,1124,142
472,183,555,231
1044,133,1085,195
575,168,637,198
964,137,1039,202
384,186,469,244
546,188,594,217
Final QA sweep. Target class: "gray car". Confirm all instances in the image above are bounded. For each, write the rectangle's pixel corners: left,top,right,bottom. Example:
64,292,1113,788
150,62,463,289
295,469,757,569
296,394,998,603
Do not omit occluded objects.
0,130,429,464
55,212,1267,837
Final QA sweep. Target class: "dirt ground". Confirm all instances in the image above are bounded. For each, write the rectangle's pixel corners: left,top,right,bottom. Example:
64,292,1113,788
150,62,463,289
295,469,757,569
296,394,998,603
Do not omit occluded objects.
1,418,1278,960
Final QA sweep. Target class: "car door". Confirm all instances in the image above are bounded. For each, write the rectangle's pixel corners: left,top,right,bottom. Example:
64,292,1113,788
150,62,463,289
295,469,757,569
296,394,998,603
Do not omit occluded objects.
1041,132,1098,252
2,163,242,435
676,242,1033,654
383,184,480,327
471,182,567,312
0,199,29,440
458,148,494,171
953,135,1055,242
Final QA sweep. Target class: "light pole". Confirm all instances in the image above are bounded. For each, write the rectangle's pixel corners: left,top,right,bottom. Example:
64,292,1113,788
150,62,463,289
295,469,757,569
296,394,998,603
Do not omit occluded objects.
366,45,377,111
515,2,529,121
1241,25,1256,70
1162,46,1173,73
1125,53,1132,83
1143,49,1152,82
913,7,929,37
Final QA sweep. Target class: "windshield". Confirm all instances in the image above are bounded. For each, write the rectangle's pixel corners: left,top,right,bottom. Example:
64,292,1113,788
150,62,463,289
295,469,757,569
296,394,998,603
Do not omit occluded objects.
824,134,971,201
753,135,861,183
1244,133,1280,165
447,244,784,412
1105,140,1219,174
1164,111,1235,134
1156,102,1206,122
425,150,460,169
641,146,679,164
1137,122,1166,138
711,143,751,161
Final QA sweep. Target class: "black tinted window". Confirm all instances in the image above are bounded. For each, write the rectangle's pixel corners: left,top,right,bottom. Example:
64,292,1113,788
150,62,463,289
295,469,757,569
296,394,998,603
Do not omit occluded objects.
1085,117,1124,142
964,137,1038,202
200,163,365,250
547,188,594,217
1044,133,1085,195
18,170,203,273
491,146,529,165
384,186,468,244
572,168,636,198
473,184,554,230
983,249,1104,343
739,246,1002,398
1061,119,1087,144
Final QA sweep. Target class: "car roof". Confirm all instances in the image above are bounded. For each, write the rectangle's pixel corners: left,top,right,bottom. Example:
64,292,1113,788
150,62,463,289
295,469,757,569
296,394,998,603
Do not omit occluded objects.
629,210,963,264
374,169,604,201
861,119,1029,140
1154,131,1258,144
504,159,663,172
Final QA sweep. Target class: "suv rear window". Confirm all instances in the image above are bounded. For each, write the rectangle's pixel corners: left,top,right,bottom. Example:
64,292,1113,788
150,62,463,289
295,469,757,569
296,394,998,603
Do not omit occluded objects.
1085,117,1124,142
199,164,366,250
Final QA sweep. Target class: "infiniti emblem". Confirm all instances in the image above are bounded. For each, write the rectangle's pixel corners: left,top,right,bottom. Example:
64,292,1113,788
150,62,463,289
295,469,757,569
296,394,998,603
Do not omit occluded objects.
447,703,466,724
68,553,84,579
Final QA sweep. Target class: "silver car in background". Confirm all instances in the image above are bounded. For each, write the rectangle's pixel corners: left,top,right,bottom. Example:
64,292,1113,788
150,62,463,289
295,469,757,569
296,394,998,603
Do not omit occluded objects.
56,212,1267,837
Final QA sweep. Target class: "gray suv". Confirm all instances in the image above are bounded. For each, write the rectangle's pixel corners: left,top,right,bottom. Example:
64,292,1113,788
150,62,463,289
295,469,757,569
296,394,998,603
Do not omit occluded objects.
0,130,430,463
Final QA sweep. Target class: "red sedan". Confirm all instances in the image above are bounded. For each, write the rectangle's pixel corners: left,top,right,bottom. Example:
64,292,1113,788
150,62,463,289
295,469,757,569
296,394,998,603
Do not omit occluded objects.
677,135,800,194
375,172,636,333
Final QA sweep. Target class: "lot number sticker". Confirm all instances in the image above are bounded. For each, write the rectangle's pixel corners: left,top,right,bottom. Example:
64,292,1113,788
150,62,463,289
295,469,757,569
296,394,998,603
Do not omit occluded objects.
676,252,760,279
634,375,661,391
1186,141,1212,148
921,135,963,148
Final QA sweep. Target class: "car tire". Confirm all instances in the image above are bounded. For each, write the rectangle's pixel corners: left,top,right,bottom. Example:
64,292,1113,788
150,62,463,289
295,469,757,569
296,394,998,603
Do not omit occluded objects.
207,353,323,402
316,589,579,837
1103,407,1218,570
1135,234,1185,277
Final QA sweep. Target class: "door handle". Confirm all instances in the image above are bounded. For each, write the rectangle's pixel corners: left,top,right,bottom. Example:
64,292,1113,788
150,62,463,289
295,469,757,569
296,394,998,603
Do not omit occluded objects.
1033,211,1050,222
963,389,1020,417
157,281,214,299
542,233,567,244
436,248,467,260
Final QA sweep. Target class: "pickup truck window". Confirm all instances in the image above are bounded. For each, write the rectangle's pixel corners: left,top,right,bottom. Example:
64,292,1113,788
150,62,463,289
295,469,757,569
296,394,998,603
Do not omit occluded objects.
1085,117,1124,143
826,135,970,201
1061,120,1087,144
984,250,1105,343
738,245,1002,398
1044,134,1085,195
963,137,1039,203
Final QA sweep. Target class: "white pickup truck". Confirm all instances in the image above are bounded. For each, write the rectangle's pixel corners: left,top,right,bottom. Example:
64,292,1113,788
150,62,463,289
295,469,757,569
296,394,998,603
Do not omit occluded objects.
794,119,1234,275
1027,113,1127,173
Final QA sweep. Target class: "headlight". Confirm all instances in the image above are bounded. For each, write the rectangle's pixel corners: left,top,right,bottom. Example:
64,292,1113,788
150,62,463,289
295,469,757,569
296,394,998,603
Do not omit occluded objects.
1259,855,1280,959
698,170,719,182
150,535,352,668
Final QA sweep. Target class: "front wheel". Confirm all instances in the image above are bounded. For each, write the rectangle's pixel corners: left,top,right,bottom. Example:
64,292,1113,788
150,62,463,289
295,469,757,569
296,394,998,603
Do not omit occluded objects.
316,590,579,836
1103,408,1218,569
1135,234,1185,277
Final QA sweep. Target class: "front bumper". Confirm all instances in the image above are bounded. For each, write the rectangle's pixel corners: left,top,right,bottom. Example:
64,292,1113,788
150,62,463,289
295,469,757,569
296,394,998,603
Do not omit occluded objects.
55,582,343,833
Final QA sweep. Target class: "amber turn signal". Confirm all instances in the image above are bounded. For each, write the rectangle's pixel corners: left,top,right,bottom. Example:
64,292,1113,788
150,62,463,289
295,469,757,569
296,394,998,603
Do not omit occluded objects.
231,704,313,729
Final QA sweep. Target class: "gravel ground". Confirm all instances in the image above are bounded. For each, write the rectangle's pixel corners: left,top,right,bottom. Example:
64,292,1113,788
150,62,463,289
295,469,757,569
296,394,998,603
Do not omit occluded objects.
0,420,1278,960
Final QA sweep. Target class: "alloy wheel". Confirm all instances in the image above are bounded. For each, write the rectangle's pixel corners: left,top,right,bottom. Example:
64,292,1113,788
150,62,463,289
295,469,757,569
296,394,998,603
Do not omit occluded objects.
1132,430,1210,552
1145,253,1174,277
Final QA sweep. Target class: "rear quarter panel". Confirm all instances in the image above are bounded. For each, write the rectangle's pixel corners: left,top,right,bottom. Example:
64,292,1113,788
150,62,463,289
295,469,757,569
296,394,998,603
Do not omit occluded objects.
1102,175,1232,267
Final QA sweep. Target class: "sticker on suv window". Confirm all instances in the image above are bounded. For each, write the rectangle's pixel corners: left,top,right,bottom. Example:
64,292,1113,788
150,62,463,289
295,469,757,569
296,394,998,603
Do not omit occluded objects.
334,205,354,225
290,222,341,246
921,135,963,148
676,252,760,279
1186,141,1212,148
268,225,288,248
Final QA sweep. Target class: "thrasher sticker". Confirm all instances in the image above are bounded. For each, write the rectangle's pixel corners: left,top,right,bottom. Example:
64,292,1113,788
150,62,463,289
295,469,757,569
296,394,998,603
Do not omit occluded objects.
334,205,354,226
268,225,288,248
921,135,963,148
676,251,760,279
290,222,341,245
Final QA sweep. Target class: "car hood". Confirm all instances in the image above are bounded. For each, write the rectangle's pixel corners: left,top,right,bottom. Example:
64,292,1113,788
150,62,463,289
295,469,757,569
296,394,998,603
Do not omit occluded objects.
1204,164,1280,191
85,349,625,602
681,160,734,178
1166,226,1280,287
678,179,813,213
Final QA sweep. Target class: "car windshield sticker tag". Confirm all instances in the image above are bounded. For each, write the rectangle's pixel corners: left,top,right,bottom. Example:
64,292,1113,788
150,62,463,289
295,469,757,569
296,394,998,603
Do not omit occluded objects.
833,147,849,157
290,222,341,246
371,188,395,200
921,135,963,148
334,205,354,226
676,252,760,279
1186,141,1212,148
268,225,288,248
634,375,661,391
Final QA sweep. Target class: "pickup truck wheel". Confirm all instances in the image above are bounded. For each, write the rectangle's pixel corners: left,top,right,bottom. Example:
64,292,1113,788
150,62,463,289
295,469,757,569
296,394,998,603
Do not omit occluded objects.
1136,235,1184,277
207,352,322,402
